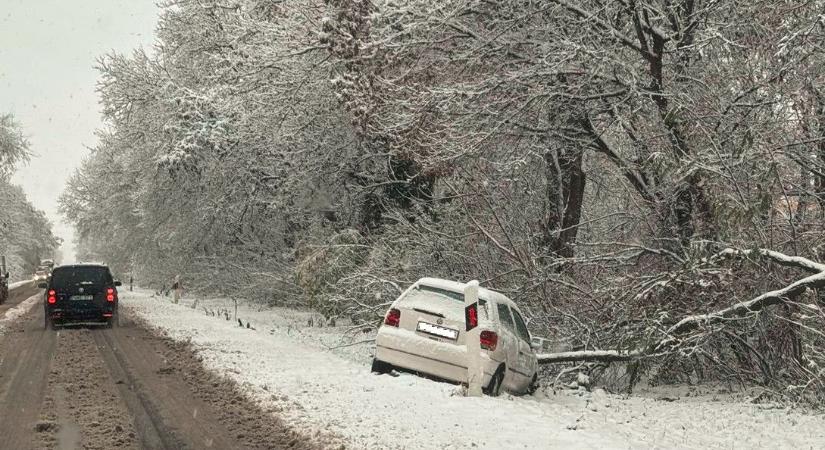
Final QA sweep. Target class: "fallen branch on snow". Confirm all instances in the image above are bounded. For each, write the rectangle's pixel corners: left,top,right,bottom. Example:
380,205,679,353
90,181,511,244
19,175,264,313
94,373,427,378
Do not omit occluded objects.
537,349,642,364
655,270,825,351
536,247,825,365
326,338,376,350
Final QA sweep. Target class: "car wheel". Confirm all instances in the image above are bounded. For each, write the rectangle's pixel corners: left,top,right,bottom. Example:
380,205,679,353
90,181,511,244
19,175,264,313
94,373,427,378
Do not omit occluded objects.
527,374,539,395
371,358,393,374
484,365,505,397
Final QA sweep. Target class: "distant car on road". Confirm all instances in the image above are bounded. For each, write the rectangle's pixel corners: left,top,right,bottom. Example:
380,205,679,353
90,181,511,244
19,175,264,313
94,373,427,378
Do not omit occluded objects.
372,277,539,396
40,263,122,329
34,269,49,282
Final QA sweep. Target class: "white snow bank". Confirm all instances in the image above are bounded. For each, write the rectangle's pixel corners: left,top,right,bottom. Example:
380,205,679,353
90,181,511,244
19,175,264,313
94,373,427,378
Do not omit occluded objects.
122,290,825,450
8,280,33,290
0,293,40,335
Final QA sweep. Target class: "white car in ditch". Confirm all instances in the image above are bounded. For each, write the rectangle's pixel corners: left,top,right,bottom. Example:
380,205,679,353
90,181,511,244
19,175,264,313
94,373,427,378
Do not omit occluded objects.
372,278,539,396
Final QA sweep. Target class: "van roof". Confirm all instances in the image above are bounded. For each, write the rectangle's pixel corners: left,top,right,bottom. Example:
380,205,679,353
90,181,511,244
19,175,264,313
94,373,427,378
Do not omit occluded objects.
57,263,108,269
415,277,519,310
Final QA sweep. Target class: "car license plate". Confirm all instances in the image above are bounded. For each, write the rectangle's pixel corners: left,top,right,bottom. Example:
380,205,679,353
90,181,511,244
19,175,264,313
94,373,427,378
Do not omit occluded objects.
417,321,458,340
71,295,93,301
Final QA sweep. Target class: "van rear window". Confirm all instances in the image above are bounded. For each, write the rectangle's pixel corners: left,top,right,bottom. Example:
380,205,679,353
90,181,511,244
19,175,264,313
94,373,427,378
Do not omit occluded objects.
51,266,112,289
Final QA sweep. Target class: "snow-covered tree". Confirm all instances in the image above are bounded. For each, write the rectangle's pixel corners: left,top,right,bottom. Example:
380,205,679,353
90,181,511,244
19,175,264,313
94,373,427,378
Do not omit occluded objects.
0,113,59,279
0,113,29,179
61,0,825,401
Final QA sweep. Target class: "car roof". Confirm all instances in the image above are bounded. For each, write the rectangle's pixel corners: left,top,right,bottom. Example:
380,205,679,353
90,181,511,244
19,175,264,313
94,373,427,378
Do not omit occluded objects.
414,277,519,309
54,263,109,269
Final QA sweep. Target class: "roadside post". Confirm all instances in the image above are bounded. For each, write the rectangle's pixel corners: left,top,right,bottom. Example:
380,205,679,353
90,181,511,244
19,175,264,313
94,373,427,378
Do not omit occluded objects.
0,256,7,305
464,280,483,397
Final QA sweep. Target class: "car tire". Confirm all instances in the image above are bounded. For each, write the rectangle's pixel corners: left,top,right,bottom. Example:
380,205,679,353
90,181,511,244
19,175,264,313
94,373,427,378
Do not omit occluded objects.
371,358,393,374
484,365,505,397
527,374,539,395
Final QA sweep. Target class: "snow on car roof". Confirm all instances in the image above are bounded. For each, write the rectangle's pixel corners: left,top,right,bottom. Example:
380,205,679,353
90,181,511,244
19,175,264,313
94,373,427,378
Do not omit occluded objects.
415,277,518,309
62,262,108,268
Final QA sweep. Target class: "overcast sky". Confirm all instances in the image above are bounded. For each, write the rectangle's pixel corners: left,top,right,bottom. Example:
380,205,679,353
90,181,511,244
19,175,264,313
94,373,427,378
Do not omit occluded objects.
1,0,160,263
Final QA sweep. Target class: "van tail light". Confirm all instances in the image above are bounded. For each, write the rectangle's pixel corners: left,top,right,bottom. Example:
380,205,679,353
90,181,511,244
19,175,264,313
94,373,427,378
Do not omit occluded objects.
106,288,116,302
47,290,56,305
384,308,401,327
480,330,498,351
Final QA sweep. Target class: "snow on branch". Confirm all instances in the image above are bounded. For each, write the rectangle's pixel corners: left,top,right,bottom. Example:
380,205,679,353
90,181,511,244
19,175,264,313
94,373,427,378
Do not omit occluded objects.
656,268,825,351
538,248,825,365
715,248,825,274
536,349,642,364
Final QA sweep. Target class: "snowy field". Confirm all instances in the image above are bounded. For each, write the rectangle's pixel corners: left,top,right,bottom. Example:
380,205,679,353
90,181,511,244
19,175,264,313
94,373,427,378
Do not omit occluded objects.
121,290,825,450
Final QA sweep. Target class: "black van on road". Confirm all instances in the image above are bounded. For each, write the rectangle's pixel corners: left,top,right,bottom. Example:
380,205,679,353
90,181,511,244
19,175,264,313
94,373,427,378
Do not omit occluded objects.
40,264,121,329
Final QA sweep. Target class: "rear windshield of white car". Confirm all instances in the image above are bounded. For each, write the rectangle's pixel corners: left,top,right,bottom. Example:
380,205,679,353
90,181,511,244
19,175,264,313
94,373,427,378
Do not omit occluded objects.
407,285,489,317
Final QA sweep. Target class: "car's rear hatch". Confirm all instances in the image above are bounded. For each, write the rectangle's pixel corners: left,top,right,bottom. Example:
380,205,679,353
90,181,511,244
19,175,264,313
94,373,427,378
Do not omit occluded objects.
49,266,111,315
394,285,490,347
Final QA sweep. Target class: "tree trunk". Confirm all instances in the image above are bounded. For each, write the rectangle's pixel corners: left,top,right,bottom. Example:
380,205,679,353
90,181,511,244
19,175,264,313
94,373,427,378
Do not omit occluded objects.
816,95,825,212
543,146,586,258
668,173,715,246
384,156,435,212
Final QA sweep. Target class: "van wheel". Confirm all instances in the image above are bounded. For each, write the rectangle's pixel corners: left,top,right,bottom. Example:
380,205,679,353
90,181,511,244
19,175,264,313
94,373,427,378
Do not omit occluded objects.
371,358,393,374
484,365,505,397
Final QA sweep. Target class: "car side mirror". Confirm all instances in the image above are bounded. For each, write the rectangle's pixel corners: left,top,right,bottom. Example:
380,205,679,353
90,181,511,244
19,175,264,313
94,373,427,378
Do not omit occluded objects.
114,281,122,287
530,336,546,351
3,272,8,279
37,282,48,289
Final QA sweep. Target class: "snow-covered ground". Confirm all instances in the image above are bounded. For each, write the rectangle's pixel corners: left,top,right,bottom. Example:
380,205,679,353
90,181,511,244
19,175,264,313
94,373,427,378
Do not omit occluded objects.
121,290,825,449
8,280,33,290
0,292,40,334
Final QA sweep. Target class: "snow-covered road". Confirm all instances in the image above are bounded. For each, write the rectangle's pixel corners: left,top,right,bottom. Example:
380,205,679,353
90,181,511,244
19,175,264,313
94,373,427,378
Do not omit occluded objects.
122,290,825,449
0,282,40,335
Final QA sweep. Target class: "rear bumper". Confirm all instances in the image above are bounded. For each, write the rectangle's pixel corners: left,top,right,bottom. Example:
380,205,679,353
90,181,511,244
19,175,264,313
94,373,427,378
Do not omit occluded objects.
47,306,114,322
375,328,500,385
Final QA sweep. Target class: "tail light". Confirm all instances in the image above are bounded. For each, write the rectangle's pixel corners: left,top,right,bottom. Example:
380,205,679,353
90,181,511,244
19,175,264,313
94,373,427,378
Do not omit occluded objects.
47,290,56,304
106,288,116,302
480,330,498,351
465,303,478,331
384,308,401,327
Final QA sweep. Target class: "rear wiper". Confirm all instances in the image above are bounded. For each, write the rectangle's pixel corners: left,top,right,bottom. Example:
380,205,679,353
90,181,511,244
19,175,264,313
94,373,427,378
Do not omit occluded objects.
413,307,445,318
